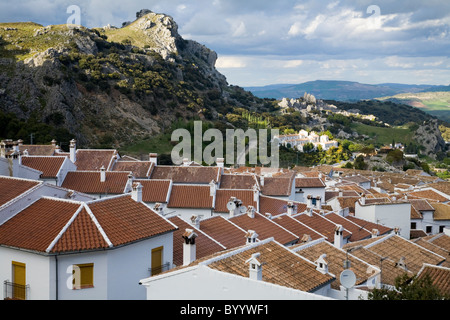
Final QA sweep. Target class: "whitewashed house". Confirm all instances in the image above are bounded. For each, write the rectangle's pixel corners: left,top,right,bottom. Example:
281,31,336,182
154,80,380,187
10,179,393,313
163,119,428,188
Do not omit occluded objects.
0,192,178,300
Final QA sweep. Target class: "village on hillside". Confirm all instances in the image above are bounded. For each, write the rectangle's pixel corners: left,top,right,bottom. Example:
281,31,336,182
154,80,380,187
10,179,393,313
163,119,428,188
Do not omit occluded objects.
0,138,449,301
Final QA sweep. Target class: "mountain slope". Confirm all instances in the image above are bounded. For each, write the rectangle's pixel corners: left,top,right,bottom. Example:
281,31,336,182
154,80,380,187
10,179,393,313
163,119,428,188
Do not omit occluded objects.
0,10,264,148
246,80,439,101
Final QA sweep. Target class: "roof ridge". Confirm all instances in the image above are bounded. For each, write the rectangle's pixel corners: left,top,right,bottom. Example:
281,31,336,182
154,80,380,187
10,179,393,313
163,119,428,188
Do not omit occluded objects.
45,203,84,253
83,203,114,248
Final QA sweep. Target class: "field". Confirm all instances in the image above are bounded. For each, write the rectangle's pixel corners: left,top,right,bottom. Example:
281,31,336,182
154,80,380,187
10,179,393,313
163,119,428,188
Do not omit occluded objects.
350,122,415,147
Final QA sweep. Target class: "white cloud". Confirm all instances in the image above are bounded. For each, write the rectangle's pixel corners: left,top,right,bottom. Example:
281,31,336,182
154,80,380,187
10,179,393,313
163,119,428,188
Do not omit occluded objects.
216,56,247,68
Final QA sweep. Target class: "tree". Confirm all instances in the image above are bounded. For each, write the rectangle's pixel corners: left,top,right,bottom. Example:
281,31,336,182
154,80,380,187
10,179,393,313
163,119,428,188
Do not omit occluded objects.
368,273,450,300
354,155,367,170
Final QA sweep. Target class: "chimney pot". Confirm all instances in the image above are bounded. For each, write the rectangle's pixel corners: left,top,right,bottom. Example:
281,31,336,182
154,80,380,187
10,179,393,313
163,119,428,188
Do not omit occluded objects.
182,229,198,266
149,153,158,166
100,166,106,182
132,182,143,202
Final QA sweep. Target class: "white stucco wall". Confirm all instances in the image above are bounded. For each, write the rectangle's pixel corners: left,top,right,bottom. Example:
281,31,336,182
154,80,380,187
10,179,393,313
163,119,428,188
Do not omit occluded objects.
141,265,334,300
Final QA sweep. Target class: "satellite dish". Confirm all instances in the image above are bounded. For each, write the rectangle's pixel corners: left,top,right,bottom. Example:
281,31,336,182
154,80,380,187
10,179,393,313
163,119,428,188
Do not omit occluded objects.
340,269,356,289
227,201,236,211
240,206,247,213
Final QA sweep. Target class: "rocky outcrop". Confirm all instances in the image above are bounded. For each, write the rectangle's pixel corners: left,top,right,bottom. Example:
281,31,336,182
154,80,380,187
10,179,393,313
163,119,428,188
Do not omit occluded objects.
414,119,447,159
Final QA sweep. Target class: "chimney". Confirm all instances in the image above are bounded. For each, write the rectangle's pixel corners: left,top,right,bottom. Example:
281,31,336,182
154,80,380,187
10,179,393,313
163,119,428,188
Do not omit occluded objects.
17,139,23,146
306,207,313,217
245,230,258,244
209,180,216,197
307,195,312,208
260,175,264,187
51,139,57,147
190,215,200,229
360,193,366,205
339,190,343,197
315,254,329,274
315,196,322,209
132,182,143,202
247,206,255,219
334,224,344,249
69,139,77,163
371,229,379,238
228,197,237,217
287,202,296,216
182,229,198,266
301,234,312,243
216,157,224,172
394,227,401,235
245,253,263,281
153,203,165,215
100,166,106,182
253,184,260,212
149,153,158,166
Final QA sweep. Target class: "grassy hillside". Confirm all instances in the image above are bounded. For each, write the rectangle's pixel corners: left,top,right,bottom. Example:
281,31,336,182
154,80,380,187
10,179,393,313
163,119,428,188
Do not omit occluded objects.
376,92,450,123
350,122,415,147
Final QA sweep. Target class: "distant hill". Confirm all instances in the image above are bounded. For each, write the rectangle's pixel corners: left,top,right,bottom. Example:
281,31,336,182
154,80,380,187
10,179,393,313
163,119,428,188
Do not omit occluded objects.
245,80,442,101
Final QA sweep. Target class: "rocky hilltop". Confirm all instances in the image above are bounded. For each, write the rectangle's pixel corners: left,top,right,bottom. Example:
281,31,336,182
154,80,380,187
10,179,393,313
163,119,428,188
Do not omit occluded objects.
0,10,259,147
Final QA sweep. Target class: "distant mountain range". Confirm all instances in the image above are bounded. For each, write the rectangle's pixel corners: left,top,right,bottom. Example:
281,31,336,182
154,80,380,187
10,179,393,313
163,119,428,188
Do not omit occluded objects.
245,80,450,101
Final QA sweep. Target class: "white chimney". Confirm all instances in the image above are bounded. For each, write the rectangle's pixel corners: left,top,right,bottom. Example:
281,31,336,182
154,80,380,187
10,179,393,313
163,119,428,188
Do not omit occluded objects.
245,253,263,281
260,175,264,186
315,196,322,209
209,180,216,197
190,215,200,229
182,229,198,266
100,166,106,182
306,208,313,217
360,193,366,205
253,184,260,212
51,139,57,147
216,157,224,172
149,153,158,166
371,229,379,238
307,195,312,208
70,139,76,163
247,206,255,218
287,202,296,216
245,230,258,244
394,227,401,235
315,254,329,274
153,203,165,215
334,224,344,249
132,182,143,202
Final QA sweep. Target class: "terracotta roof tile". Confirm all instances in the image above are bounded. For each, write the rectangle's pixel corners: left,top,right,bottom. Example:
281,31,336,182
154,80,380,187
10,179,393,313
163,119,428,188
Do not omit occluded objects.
259,195,307,217
88,196,177,247
150,166,221,184
169,215,225,266
112,161,153,178
19,144,56,156
295,177,326,188
407,189,449,202
199,216,247,249
206,240,335,292
229,211,299,245
75,149,118,171
61,171,130,195
423,233,450,252
134,179,171,203
168,185,213,208
429,202,450,220
345,216,392,236
294,211,352,243
293,239,379,290
322,212,372,242
260,174,294,196
21,156,66,178
0,198,81,252
270,214,325,241
0,176,41,207
219,174,258,189
417,264,450,296
214,189,256,213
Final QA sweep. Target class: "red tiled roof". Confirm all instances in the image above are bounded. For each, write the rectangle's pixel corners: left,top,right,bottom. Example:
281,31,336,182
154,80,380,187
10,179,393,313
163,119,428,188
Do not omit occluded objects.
0,196,178,253
214,189,256,213
19,144,56,156
260,174,294,196
295,177,325,188
169,215,225,266
229,211,298,245
0,176,41,207
61,171,130,194
271,214,325,241
21,156,66,178
168,185,213,208
407,189,449,202
259,195,307,216
112,161,153,178
294,211,352,243
135,179,171,203
219,174,258,189
345,215,392,235
75,149,118,171
199,216,247,249
150,166,221,184
322,212,372,242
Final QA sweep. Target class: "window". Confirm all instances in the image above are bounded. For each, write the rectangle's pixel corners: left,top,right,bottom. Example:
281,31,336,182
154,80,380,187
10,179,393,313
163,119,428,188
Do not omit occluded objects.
73,263,94,289
12,261,26,300
411,222,417,229
426,226,432,234
439,226,445,233
151,247,163,276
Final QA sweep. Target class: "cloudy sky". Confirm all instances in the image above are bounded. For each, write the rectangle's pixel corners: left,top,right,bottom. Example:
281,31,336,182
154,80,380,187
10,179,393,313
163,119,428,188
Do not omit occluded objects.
1,0,449,87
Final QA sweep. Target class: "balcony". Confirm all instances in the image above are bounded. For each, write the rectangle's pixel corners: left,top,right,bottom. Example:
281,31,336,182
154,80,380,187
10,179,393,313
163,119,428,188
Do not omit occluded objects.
148,262,171,276
3,280,29,300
